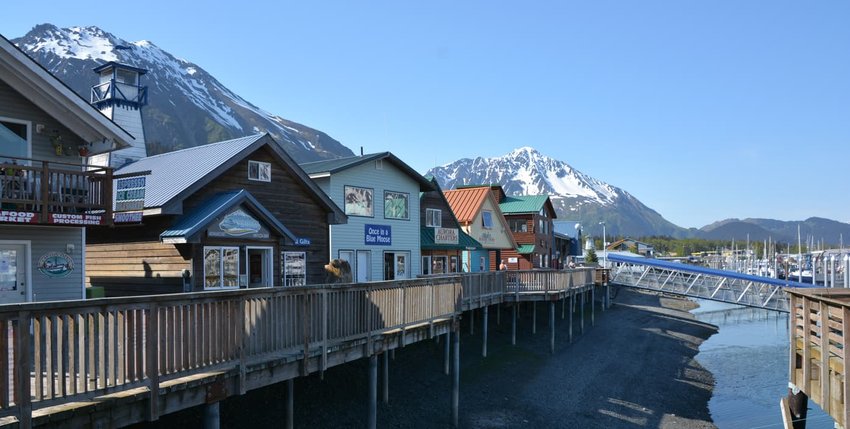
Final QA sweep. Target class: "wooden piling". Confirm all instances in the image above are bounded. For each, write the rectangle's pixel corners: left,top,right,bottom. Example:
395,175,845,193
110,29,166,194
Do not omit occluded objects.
511,303,517,346
452,324,460,428
444,331,450,375
287,379,294,429
592,287,596,326
482,306,489,357
203,402,220,429
369,354,377,429
383,351,389,404
581,290,585,334
532,301,537,335
549,301,555,354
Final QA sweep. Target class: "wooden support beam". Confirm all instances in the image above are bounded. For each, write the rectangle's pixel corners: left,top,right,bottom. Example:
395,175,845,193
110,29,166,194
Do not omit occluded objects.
287,379,294,429
532,301,537,335
203,402,220,429
444,331,450,375
482,306,489,358
549,301,555,354
368,354,377,429
511,303,517,346
581,290,585,334
592,287,596,327
383,351,389,404
452,324,460,428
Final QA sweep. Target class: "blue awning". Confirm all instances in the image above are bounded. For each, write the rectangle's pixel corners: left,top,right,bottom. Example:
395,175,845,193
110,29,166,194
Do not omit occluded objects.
160,190,296,244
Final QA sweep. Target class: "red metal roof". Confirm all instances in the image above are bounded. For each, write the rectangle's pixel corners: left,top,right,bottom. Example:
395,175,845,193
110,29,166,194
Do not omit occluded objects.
443,187,490,224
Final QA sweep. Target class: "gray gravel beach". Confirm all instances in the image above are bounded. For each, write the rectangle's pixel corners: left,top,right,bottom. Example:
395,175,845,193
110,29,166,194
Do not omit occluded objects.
139,287,718,428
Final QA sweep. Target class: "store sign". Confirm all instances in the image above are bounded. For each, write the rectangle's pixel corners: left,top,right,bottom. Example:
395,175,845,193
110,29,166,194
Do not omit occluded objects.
208,208,269,239
115,176,146,211
0,210,37,224
114,211,143,224
365,224,391,246
294,237,311,246
477,231,495,244
434,227,459,245
508,257,518,264
50,213,103,225
37,252,74,278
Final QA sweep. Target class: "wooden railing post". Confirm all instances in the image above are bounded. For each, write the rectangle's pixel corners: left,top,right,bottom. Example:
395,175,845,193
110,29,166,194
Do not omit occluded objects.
843,306,850,428
146,303,159,421
104,167,113,225
237,296,247,395
40,162,49,222
15,312,32,429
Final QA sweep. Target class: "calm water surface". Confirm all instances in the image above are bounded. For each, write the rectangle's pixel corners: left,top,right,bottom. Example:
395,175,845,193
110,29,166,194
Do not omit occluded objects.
692,299,832,429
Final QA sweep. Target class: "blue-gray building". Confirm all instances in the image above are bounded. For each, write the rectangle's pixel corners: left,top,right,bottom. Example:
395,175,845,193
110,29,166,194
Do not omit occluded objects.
300,153,436,282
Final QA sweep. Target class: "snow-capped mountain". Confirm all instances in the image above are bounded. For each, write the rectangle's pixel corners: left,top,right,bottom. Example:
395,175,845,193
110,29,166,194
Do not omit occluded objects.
12,24,354,162
427,147,692,237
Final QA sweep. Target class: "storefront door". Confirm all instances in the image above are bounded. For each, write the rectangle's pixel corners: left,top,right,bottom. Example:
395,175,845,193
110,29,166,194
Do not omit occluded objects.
0,242,28,304
356,251,370,283
246,247,272,287
383,252,409,280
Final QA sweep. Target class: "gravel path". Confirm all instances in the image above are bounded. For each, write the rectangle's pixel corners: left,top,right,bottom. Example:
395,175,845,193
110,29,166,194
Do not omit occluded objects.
139,287,719,428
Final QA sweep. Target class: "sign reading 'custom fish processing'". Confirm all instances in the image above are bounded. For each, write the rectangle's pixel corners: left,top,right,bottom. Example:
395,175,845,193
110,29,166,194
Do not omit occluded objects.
208,207,269,239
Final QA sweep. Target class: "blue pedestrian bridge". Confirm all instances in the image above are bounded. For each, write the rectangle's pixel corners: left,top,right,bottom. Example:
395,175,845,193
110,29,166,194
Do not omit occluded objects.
607,254,819,312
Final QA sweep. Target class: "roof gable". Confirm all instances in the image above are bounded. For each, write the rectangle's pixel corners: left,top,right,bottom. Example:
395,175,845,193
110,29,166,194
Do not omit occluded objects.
116,133,346,223
499,195,556,217
160,190,296,244
300,152,436,192
443,187,490,223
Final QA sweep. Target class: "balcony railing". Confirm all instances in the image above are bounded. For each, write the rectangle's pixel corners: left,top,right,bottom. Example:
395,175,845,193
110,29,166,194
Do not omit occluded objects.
91,80,148,108
0,156,113,226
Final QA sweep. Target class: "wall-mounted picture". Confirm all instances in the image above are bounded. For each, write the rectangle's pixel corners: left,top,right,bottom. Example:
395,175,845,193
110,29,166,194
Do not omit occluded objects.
344,185,373,217
384,191,409,220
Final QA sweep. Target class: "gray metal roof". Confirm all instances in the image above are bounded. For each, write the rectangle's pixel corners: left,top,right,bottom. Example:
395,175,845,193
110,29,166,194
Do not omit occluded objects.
115,134,265,209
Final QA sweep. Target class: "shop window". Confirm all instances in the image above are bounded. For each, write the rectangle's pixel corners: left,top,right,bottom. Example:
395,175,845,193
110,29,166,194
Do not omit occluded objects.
450,256,459,273
433,256,447,274
204,246,239,289
248,160,271,182
510,219,527,233
426,208,441,227
384,191,409,220
283,252,306,286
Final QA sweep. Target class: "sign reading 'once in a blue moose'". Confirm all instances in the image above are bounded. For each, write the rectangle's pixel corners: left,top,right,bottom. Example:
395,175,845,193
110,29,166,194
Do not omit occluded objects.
365,224,391,246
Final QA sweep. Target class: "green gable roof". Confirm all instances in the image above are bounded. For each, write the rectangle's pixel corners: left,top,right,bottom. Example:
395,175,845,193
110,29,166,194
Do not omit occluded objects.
516,244,536,254
498,195,551,214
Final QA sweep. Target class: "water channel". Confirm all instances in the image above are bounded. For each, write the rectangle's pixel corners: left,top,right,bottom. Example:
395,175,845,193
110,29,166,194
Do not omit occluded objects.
692,299,832,429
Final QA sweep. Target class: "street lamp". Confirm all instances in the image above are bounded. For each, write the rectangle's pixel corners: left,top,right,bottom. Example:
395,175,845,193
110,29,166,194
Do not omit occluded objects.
599,221,607,268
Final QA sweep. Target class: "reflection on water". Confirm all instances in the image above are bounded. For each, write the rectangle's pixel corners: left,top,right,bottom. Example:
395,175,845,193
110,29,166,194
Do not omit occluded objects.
692,300,833,429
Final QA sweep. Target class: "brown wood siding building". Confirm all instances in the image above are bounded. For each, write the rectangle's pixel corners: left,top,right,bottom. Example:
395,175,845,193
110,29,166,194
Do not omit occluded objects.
87,135,345,296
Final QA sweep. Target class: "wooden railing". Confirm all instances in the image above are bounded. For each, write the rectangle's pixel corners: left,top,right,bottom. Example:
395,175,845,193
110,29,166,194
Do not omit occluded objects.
0,270,596,426
0,157,113,224
787,288,850,428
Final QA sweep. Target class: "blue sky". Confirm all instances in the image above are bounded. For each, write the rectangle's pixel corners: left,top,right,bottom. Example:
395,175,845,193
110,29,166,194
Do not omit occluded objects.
4,1,849,229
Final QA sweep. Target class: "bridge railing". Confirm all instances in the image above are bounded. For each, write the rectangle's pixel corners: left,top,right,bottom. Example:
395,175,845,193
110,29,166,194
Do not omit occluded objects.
787,288,850,428
0,269,595,424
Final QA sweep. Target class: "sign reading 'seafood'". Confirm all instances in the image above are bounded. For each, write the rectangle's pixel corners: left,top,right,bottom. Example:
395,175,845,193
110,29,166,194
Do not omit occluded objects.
365,224,391,246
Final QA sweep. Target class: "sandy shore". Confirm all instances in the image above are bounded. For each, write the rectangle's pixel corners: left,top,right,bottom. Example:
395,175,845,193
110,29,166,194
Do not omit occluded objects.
138,287,719,428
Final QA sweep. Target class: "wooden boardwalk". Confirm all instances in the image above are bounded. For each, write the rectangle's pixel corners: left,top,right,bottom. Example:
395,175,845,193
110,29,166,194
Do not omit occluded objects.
0,269,601,429
786,288,850,429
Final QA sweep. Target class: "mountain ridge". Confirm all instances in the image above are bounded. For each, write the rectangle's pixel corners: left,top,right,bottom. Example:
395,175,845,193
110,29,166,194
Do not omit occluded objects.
12,24,354,163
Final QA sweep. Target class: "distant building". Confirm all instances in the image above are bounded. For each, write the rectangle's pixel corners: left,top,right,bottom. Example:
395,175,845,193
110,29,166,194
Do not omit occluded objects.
444,186,517,272
607,237,655,257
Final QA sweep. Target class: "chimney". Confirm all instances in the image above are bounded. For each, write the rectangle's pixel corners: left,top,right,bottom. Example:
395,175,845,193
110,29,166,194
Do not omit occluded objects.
89,61,148,168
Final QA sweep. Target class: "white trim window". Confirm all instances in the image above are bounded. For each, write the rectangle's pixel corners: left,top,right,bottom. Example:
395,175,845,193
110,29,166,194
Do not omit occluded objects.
248,160,271,182
204,246,240,289
283,251,307,287
425,208,441,227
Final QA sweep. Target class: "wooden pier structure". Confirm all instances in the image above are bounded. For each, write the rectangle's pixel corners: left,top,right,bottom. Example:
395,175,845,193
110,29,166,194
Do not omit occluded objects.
786,288,850,429
0,269,604,429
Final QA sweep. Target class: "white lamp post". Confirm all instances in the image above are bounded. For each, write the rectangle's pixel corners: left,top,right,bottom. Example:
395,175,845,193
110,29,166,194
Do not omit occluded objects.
599,221,607,268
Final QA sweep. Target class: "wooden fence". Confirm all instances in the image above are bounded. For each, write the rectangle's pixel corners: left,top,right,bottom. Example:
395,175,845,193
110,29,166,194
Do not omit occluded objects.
0,269,596,427
787,288,850,428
